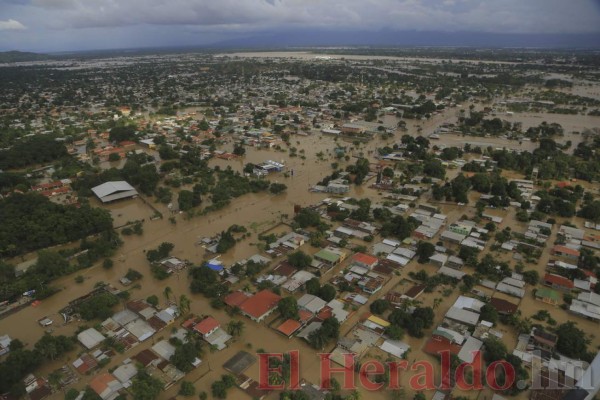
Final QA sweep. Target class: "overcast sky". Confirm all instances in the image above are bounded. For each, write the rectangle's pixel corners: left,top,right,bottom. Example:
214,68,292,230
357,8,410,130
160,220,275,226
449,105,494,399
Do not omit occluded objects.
1,0,600,52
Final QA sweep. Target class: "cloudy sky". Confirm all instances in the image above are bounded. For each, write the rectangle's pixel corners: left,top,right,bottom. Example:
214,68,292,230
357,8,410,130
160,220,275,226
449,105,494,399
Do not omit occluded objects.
1,0,600,52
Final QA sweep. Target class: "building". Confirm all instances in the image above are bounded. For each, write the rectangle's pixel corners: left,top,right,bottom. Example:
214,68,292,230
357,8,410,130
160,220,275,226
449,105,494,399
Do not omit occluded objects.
313,247,346,267
490,297,518,315
193,317,220,338
0,335,12,356
91,181,138,203
570,292,600,322
544,273,574,291
297,294,327,315
89,373,123,400
440,230,467,244
535,287,560,306
276,319,303,338
238,290,282,322
445,306,479,326
457,336,483,363
429,253,448,268
77,328,106,350
352,253,379,269
552,245,581,260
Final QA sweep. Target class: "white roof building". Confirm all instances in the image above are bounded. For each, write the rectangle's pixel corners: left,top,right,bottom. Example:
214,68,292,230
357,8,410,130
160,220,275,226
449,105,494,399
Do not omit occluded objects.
92,181,138,203
125,320,155,342
112,364,138,386
458,336,483,363
445,306,480,326
297,294,327,314
152,340,176,361
78,328,106,350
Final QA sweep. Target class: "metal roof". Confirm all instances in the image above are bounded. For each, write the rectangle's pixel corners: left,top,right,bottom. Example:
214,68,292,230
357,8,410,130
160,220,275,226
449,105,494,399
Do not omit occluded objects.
92,181,136,197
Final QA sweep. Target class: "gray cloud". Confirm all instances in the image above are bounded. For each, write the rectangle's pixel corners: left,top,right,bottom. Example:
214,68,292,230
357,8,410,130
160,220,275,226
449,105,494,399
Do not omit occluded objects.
1,0,599,52
21,0,600,33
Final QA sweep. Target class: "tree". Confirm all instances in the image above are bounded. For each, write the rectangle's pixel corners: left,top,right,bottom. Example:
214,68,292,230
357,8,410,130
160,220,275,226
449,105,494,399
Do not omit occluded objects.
179,294,191,315
423,159,445,179
416,241,435,264
233,143,246,156
109,125,137,143
522,270,540,285
179,381,196,397
370,299,390,315
556,322,591,360
483,337,507,363
216,227,238,254
318,284,337,302
278,296,299,320
34,334,74,361
293,208,322,228
269,183,287,194
211,381,228,399
34,250,69,279
146,295,159,307
178,190,195,211
163,286,173,301
287,251,312,269
102,258,114,270
305,278,321,295
479,304,498,324
131,371,163,400
386,325,404,340
578,201,600,222
146,242,174,262
171,342,202,373
226,320,244,337
108,153,121,162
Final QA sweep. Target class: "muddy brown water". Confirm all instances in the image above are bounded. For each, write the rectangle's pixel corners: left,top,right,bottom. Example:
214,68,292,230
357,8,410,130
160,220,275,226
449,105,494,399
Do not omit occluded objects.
3,104,600,399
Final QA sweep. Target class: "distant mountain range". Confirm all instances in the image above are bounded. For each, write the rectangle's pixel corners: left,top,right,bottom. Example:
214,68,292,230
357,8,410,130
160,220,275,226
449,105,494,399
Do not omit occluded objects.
0,50,52,63
208,30,600,49
2,29,600,60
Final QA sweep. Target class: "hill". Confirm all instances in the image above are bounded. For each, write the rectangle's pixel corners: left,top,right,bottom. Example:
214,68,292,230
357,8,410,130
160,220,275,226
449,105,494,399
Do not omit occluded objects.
0,50,52,63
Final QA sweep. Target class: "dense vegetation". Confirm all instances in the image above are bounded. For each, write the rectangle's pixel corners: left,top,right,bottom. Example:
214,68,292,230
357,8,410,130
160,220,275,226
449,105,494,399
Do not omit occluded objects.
0,334,74,395
0,135,69,169
0,193,113,257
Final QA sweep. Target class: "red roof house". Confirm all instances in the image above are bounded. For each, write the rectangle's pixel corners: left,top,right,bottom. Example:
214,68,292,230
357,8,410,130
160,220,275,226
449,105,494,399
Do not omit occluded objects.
238,290,282,322
193,317,220,338
352,253,379,269
224,291,251,308
544,273,574,291
276,319,302,338
552,245,580,259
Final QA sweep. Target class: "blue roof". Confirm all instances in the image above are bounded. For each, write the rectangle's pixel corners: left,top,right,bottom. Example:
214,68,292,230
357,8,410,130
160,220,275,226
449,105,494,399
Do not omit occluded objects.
207,263,223,271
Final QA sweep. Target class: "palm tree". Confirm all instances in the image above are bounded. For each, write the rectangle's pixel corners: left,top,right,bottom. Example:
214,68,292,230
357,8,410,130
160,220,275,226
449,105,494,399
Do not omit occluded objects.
348,390,361,400
163,286,172,302
432,298,443,310
179,294,191,315
226,320,244,337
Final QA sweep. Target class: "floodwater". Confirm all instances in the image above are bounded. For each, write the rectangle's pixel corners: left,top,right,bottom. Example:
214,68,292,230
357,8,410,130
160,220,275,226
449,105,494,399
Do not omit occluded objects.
218,51,520,65
3,101,600,399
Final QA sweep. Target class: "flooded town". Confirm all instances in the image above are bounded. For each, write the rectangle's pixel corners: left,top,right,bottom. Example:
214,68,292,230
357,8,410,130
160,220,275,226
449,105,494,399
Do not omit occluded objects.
1,45,600,400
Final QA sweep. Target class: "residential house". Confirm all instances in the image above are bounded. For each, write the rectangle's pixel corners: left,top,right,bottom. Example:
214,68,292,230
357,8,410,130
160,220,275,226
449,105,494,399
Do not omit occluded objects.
544,273,574,291
89,373,123,400
552,245,581,260
193,317,220,338
313,247,346,267
351,253,379,269
238,290,282,322
0,335,12,356
535,287,560,306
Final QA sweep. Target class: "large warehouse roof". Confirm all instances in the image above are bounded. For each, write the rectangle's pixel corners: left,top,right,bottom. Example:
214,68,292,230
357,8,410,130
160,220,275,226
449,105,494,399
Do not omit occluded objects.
92,181,138,203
